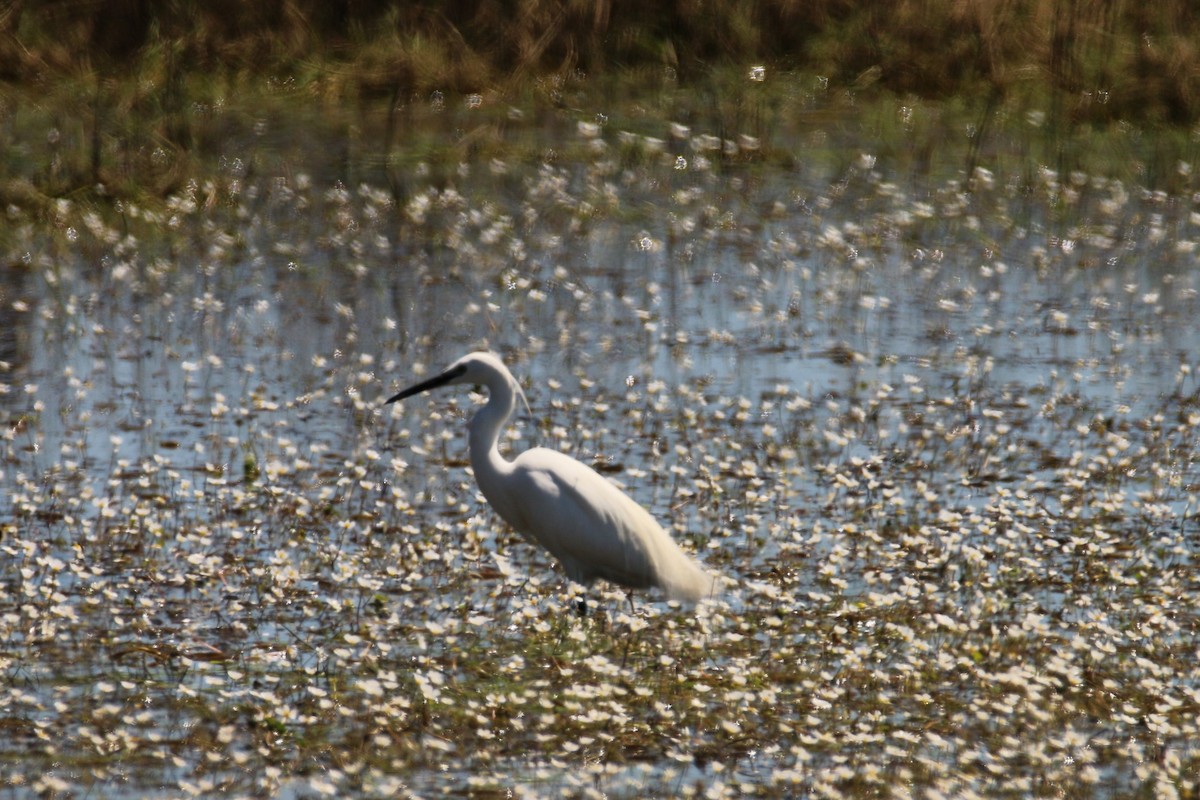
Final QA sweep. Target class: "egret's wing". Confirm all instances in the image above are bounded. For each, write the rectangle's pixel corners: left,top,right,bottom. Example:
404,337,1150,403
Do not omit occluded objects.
495,449,654,585
503,448,711,600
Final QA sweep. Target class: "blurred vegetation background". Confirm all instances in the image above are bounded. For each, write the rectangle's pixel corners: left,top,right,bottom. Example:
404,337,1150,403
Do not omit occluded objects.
3,0,1198,123
2,0,1199,204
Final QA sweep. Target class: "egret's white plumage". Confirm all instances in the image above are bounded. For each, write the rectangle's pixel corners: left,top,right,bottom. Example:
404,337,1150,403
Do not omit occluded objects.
385,352,716,603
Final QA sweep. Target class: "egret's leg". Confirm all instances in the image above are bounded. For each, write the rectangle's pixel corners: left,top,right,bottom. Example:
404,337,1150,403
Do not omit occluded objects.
625,587,635,614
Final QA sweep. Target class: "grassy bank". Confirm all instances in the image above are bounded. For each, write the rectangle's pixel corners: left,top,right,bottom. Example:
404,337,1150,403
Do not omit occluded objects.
4,0,1199,123
2,0,1200,209
7,0,1200,121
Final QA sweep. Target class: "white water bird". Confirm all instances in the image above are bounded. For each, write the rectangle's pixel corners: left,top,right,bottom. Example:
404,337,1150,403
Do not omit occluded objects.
385,352,716,604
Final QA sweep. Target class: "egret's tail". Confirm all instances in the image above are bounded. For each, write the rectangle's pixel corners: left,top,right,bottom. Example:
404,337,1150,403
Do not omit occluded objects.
659,549,719,604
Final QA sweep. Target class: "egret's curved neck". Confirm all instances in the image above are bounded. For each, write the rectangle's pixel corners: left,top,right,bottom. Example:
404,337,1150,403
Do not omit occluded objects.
468,381,517,481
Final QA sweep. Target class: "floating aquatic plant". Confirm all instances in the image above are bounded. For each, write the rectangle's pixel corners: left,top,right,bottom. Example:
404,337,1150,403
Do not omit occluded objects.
1,93,1198,798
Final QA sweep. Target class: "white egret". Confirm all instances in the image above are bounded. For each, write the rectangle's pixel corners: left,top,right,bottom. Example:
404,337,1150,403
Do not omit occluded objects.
385,352,717,605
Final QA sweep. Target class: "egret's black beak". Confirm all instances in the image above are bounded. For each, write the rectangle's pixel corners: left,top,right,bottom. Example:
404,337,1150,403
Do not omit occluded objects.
384,363,467,405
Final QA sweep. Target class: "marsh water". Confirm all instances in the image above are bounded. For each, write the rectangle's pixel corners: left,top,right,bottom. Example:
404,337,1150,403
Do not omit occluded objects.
2,92,1199,797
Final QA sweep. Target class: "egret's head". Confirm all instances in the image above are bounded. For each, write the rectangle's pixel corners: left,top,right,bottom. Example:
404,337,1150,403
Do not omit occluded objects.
385,352,531,416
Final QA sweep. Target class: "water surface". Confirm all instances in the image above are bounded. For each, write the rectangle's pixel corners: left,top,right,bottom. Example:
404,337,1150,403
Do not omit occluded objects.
2,100,1198,797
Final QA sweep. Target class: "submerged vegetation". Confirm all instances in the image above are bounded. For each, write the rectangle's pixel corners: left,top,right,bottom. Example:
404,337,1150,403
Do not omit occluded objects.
2,1,1200,798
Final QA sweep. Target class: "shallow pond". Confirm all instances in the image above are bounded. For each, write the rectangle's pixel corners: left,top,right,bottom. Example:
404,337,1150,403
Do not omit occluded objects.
1,93,1198,797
